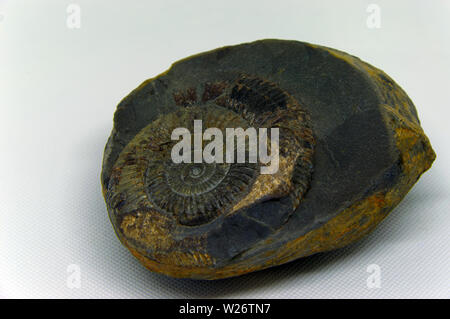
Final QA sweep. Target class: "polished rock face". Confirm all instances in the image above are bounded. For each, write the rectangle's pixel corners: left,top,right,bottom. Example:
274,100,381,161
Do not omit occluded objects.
101,39,435,279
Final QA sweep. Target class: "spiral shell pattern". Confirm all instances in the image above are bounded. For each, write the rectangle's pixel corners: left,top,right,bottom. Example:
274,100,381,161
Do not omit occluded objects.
106,75,315,228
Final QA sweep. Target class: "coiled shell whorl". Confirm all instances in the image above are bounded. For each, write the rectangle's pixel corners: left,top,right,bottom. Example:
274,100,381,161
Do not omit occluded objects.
106,75,314,227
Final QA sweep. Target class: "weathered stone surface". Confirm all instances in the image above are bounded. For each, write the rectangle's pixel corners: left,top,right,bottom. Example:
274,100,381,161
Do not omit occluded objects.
101,39,435,279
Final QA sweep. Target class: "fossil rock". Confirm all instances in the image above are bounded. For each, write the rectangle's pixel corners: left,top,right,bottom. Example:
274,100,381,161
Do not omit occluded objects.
101,39,435,279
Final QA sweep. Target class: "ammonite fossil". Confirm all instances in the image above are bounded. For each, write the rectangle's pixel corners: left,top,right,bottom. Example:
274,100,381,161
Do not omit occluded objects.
101,39,435,279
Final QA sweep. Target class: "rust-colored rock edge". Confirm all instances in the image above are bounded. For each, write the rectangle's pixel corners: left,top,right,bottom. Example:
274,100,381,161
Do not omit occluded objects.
124,117,434,279
106,45,436,280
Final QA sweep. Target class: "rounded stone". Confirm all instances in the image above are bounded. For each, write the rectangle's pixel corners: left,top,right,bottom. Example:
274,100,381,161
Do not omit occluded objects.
101,39,435,279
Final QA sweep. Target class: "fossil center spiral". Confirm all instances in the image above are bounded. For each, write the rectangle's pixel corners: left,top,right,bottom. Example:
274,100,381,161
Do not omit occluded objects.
106,75,315,229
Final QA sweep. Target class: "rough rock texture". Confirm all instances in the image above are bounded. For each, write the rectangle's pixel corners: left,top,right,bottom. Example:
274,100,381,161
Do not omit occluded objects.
101,39,435,279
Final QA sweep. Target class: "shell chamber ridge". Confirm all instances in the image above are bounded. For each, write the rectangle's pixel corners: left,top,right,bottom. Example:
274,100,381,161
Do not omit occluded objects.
106,75,315,228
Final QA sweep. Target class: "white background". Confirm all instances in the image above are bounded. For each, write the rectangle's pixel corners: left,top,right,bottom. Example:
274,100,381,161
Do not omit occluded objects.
0,0,449,298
